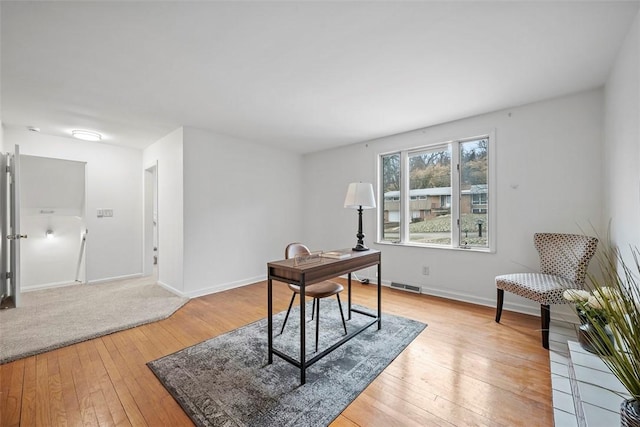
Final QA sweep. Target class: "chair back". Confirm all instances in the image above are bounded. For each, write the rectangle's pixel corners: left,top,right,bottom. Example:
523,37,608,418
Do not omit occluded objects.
534,233,598,285
285,243,311,259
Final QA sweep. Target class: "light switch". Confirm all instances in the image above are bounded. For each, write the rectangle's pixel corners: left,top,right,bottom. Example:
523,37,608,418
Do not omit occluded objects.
97,209,104,218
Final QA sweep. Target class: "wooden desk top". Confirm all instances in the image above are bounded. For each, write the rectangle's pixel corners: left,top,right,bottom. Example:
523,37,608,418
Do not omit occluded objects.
267,249,380,286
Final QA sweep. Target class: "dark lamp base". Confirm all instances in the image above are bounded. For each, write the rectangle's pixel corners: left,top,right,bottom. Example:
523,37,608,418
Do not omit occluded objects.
352,245,369,251
351,205,370,252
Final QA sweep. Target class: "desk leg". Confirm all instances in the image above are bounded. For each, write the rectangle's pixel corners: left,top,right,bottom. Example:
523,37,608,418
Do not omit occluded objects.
377,262,382,330
267,276,273,364
300,280,306,385
347,272,352,320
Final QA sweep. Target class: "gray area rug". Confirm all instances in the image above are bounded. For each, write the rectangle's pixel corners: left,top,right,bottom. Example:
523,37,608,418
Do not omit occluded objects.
0,277,188,364
148,301,427,427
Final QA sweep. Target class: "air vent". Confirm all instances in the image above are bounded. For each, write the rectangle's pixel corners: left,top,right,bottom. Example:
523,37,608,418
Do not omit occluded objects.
390,282,421,293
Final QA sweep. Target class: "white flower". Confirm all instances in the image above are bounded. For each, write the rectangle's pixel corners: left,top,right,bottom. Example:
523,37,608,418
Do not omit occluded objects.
593,287,619,300
563,289,590,302
588,295,605,310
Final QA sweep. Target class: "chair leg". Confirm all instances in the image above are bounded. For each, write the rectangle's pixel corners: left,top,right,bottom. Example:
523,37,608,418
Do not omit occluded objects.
280,292,296,335
495,289,504,323
315,298,320,352
336,293,347,335
541,304,550,349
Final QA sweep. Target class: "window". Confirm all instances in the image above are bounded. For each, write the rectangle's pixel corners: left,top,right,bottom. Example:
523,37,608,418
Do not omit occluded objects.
379,134,493,250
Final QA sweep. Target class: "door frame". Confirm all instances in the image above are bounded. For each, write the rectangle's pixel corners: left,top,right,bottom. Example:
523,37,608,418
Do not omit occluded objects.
143,162,158,278
1,146,23,308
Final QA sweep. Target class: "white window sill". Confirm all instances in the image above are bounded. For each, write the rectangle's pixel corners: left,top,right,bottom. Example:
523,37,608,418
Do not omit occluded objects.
374,240,494,254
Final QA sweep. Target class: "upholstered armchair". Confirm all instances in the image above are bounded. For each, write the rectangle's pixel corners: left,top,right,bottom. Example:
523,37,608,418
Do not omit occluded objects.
495,233,598,349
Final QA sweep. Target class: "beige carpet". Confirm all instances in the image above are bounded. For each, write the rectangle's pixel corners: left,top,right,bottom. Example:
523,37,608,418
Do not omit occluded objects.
0,276,188,364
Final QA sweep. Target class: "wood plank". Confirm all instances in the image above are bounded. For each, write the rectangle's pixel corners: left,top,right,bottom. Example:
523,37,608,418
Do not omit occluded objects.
1,275,554,427
56,346,84,427
84,340,130,426
34,355,52,426
46,353,67,426
0,358,24,427
68,344,100,427
19,356,37,427
98,335,150,427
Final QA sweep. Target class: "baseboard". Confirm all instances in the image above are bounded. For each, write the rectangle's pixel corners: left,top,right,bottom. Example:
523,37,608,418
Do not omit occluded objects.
21,280,80,293
156,280,188,298
417,284,534,314
87,273,142,285
421,284,578,321
184,275,266,299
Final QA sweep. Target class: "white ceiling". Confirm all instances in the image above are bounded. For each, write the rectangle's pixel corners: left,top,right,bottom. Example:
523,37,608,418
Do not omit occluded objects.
2,1,639,154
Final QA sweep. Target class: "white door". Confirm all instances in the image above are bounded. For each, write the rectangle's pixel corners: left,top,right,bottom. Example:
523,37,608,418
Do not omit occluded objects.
1,145,24,308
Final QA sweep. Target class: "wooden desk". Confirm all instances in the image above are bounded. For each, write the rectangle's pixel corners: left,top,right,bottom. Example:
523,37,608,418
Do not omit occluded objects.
267,249,381,384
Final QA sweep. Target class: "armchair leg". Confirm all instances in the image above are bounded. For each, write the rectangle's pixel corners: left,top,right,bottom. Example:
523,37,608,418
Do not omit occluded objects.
541,304,550,349
495,289,504,323
280,292,296,335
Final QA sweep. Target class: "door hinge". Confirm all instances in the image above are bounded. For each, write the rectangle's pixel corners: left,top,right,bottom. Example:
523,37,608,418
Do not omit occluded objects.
5,272,12,280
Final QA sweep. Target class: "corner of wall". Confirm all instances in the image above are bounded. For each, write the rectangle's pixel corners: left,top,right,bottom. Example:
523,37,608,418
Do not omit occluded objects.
603,8,640,250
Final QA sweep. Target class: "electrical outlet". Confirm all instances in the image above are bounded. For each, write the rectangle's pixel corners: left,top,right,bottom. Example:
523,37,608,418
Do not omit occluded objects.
422,266,430,276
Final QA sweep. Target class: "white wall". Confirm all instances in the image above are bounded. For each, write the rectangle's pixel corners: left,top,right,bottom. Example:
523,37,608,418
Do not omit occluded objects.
21,215,84,288
5,129,143,283
604,10,640,253
182,126,303,297
142,127,184,293
303,89,604,316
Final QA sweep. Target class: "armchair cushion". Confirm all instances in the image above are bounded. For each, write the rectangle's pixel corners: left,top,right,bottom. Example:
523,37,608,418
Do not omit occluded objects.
496,273,577,305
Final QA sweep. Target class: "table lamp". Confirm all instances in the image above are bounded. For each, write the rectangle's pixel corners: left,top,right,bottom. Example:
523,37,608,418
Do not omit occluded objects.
344,182,376,251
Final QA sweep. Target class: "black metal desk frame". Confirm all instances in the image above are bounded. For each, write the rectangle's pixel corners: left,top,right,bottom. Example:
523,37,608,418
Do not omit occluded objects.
267,249,381,385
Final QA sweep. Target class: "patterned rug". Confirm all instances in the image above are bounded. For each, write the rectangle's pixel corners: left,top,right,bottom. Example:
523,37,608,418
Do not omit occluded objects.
147,301,427,427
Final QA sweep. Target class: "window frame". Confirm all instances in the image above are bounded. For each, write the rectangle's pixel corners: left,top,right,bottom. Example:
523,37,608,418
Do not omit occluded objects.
376,130,496,253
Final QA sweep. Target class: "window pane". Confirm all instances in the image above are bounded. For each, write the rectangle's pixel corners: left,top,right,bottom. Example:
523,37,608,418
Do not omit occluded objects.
381,153,400,242
459,138,488,247
408,147,452,244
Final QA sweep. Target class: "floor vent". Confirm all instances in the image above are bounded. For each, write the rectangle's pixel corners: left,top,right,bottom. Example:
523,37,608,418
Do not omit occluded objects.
390,282,421,293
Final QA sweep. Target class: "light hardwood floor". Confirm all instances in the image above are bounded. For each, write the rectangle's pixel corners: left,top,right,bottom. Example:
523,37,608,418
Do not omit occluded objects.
0,278,553,426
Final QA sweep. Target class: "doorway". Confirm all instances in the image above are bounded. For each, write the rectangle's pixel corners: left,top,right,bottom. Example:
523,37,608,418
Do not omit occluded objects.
20,155,87,290
144,164,158,280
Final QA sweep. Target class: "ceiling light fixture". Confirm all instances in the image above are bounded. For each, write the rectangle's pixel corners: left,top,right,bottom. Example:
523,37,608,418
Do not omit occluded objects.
71,130,102,142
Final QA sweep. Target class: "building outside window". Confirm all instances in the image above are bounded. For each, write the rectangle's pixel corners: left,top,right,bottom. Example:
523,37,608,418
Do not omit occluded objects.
379,135,493,250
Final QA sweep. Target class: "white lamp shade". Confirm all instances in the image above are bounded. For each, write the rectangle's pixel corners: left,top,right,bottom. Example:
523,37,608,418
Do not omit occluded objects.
344,182,376,209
